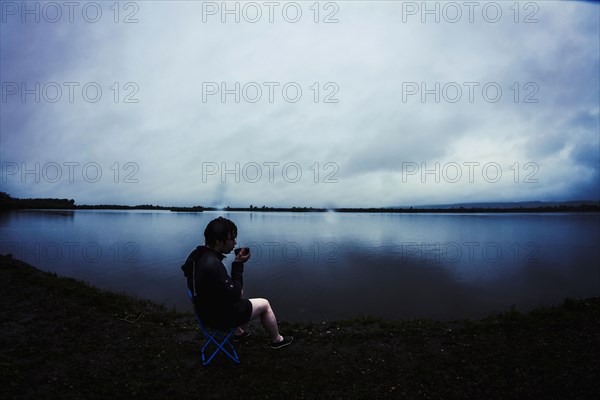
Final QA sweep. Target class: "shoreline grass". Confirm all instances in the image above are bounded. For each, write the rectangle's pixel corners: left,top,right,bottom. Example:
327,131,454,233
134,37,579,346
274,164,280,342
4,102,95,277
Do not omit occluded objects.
1,254,598,399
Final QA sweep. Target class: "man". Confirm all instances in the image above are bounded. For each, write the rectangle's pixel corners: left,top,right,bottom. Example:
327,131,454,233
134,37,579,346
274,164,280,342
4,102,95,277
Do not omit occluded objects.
182,217,293,349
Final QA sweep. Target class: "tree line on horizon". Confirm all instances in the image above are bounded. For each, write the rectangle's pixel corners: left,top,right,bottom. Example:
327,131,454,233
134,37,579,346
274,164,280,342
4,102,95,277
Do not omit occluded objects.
0,192,75,210
1,192,598,213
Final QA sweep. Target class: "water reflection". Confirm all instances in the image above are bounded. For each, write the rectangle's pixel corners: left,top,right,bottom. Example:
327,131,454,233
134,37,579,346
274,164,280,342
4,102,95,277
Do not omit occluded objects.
1,210,598,321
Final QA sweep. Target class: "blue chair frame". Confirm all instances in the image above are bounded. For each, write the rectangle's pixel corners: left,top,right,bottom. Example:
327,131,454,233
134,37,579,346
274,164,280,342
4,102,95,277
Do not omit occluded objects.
188,290,240,365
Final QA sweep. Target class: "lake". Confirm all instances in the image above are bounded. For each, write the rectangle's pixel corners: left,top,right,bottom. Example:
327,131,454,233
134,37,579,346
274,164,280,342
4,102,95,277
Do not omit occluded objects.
1,210,598,322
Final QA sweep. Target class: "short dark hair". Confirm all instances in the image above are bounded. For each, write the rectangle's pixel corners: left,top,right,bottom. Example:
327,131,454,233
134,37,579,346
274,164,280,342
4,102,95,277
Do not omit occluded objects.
204,217,237,247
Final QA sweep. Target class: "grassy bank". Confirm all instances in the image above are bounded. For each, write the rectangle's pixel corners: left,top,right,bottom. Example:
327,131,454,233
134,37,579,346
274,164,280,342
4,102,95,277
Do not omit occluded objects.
1,254,598,399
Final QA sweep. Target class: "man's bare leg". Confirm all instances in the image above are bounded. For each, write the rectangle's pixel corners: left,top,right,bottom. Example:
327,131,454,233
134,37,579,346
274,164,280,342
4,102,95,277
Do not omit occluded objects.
249,298,283,343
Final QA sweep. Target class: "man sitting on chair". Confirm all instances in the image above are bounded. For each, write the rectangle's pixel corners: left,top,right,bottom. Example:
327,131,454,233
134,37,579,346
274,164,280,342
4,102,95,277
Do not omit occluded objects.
182,217,293,349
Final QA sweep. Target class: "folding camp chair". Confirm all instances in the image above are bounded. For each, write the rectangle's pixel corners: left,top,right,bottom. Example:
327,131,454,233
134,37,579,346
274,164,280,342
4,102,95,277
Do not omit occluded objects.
188,290,240,365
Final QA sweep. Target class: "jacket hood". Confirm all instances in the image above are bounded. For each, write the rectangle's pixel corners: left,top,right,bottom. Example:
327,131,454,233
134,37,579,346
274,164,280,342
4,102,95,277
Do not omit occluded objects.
181,245,224,277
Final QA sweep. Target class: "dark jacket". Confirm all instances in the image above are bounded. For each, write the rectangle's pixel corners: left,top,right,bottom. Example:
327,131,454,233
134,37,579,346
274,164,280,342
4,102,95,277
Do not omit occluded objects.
181,246,252,329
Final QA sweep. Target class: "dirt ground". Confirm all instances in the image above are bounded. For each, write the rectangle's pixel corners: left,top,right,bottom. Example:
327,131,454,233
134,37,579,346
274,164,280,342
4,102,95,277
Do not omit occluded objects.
1,254,599,399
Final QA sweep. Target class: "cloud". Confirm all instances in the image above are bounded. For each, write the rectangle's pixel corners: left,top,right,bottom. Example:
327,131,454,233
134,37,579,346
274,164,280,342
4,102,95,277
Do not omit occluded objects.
1,1,598,206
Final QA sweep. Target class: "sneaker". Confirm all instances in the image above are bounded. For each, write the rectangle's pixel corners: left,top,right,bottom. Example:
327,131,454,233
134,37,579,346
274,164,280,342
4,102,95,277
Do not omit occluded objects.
270,336,294,349
233,331,251,341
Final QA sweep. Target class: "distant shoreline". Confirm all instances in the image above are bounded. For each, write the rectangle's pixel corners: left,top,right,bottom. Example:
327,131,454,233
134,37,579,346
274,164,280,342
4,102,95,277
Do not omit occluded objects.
3,205,600,214
1,192,599,213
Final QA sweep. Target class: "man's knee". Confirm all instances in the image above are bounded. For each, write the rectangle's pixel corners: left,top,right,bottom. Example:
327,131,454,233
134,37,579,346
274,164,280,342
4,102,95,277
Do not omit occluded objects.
258,298,271,311
250,298,271,316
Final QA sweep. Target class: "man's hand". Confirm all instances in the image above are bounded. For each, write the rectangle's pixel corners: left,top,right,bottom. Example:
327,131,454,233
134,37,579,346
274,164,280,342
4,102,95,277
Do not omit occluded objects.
234,247,251,263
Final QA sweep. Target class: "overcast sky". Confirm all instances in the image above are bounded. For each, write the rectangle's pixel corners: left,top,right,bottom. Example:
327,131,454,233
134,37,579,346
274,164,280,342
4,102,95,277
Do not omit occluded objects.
1,0,598,207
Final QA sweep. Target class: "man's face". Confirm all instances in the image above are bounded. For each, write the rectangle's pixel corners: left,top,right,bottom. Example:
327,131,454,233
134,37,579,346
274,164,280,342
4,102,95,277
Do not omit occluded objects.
215,234,237,254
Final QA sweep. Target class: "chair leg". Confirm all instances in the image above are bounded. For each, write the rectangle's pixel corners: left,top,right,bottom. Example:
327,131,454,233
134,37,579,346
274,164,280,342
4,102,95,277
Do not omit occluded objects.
200,328,241,365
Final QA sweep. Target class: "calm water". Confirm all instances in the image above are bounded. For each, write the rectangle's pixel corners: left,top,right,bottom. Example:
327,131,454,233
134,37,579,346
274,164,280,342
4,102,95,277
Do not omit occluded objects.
1,210,598,321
